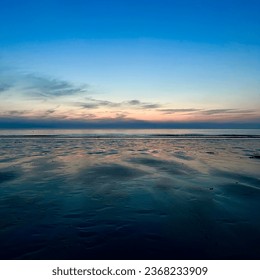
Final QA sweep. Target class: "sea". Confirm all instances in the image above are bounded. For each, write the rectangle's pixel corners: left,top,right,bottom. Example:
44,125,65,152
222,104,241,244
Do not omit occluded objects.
0,129,259,259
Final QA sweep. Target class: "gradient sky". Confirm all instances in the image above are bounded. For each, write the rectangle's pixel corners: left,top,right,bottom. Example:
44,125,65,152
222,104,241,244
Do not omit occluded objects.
0,0,260,128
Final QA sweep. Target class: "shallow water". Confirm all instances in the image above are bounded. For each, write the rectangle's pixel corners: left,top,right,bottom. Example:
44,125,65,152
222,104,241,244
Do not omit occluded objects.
0,131,260,259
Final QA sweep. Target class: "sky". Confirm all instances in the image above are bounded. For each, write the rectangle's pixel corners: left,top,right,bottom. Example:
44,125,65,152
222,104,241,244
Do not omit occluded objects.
0,0,260,128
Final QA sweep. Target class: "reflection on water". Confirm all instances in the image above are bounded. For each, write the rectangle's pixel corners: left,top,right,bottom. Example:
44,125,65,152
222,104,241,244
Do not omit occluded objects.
0,135,260,259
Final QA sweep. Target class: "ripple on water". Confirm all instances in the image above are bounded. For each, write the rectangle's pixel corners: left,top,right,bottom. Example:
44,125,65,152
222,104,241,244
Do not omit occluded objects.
218,183,260,198
0,170,19,184
1,137,260,260
78,231,97,238
210,169,260,187
128,156,199,175
77,163,148,185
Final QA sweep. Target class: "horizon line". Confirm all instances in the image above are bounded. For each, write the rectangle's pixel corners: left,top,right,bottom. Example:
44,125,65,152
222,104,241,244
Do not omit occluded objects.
0,119,259,129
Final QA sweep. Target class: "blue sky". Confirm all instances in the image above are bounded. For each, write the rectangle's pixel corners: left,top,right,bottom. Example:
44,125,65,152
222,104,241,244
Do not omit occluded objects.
0,0,260,128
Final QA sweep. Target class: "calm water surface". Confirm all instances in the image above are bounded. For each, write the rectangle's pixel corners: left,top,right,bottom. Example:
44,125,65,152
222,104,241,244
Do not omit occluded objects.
0,129,260,259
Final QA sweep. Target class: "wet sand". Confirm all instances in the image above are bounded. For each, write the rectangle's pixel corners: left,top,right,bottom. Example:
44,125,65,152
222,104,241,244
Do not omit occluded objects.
0,135,259,259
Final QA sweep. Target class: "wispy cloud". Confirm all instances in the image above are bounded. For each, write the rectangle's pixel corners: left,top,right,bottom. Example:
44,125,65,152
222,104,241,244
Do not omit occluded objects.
0,69,14,93
77,99,120,109
201,109,255,115
126,100,141,106
23,75,89,98
76,98,161,110
124,100,161,109
0,70,89,98
0,67,259,127
141,104,161,109
0,110,30,116
159,108,200,114
158,108,256,116
0,83,11,92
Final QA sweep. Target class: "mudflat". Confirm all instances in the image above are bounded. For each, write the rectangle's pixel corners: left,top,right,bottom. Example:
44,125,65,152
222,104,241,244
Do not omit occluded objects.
0,133,259,259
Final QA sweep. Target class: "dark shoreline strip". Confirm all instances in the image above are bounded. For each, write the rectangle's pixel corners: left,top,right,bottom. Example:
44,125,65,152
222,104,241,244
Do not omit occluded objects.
0,134,260,139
